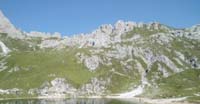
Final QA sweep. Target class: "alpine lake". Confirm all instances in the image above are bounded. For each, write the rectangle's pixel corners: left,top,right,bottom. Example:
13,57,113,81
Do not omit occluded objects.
0,98,144,104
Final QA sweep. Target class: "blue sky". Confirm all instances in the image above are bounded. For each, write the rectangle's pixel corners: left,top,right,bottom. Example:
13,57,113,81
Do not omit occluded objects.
0,0,199,36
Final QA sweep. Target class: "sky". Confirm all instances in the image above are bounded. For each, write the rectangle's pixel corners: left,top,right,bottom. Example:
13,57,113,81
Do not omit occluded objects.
0,0,200,36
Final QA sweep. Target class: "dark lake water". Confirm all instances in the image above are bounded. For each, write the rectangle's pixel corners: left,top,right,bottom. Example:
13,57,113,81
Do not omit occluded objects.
0,98,142,104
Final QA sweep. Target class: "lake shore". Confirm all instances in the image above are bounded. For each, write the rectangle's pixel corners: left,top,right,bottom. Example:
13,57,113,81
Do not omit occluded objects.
0,96,196,104
118,97,194,104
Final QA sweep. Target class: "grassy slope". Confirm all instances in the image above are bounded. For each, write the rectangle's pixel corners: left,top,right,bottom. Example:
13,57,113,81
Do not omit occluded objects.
0,49,95,89
158,69,200,98
144,69,200,103
0,48,140,95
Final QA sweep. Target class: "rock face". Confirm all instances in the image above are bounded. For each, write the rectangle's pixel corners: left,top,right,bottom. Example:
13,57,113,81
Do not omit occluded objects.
114,20,136,35
26,31,61,39
79,78,107,95
84,56,101,71
32,78,107,97
40,39,61,48
37,78,76,97
0,41,11,55
0,10,24,39
0,88,22,95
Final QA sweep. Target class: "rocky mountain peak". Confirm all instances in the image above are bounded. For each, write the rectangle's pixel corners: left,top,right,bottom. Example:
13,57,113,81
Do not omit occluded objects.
114,20,136,34
0,10,24,39
99,24,113,35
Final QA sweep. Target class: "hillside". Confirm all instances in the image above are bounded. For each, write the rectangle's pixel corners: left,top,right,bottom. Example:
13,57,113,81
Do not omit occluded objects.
0,10,200,102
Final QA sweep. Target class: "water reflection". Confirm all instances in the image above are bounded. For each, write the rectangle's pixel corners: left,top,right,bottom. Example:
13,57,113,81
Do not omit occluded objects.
0,98,138,104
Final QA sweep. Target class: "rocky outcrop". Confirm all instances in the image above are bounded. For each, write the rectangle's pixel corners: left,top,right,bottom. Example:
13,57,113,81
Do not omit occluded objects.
79,78,107,96
158,63,169,77
8,66,20,72
40,39,62,48
106,44,132,59
30,77,108,97
0,88,22,95
84,56,100,71
0,10,24,39
114,20,136,35
151,33,173,45
0,41,11,55
26,31,61,39
186,24,200,40
35,78,76,97
76,53,102,71
187,57,200,69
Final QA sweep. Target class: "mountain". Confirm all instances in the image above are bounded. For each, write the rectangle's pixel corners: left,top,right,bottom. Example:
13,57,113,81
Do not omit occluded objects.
0,11,24,39
0,10,200,102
